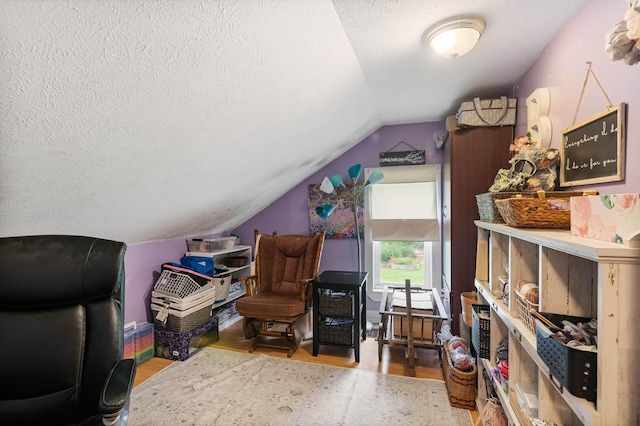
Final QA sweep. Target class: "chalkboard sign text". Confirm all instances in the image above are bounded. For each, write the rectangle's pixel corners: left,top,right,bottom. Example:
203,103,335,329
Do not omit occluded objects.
560,103,626,187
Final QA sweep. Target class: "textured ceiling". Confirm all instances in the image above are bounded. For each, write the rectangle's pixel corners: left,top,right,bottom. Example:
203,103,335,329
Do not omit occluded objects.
0,0,584,243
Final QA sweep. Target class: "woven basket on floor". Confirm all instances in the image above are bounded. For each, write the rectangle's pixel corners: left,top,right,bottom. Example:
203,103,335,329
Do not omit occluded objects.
442,343,477,410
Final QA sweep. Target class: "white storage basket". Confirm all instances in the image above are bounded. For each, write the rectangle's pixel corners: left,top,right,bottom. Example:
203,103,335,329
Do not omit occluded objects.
153,269,214,305
151,286,216,310
152,265,217,332
151,296,215,333
213,274,232,302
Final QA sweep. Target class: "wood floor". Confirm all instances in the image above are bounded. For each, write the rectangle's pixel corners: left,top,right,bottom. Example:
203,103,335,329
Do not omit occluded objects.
134,319,477,422
134,319,444,387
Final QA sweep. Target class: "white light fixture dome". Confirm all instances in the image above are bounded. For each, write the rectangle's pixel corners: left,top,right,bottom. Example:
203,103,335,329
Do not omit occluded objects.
425,18,485,59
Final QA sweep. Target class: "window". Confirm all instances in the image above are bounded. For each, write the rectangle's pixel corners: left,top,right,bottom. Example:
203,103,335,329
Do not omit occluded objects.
371,240,434,287
364,165,441,296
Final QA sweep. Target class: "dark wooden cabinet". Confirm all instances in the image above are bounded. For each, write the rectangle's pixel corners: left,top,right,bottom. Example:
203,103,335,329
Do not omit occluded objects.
442,126,513,335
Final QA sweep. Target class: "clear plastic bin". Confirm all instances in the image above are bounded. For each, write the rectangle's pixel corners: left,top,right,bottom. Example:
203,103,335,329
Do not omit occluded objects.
187,237,236,252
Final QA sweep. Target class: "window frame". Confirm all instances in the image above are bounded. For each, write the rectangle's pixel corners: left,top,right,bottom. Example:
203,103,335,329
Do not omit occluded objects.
364,164,442,301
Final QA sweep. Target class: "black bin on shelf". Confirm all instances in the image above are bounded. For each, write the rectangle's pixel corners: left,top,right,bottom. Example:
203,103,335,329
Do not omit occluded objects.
318,290,354,317
317,289,355,346
318,318,354,345
471,304,490,359
535,312,597,402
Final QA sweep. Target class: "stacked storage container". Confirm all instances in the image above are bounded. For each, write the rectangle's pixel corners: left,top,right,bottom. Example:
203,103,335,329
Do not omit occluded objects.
124,321,154,365
150,263,217,333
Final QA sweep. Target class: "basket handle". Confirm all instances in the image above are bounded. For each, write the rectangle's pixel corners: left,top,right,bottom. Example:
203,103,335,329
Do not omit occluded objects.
473,96,509,125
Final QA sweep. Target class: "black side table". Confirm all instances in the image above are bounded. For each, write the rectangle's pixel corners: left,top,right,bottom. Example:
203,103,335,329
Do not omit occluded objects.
312,270,368,362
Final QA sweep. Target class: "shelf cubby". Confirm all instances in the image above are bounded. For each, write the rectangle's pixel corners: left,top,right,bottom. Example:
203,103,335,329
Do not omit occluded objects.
473,220,640,425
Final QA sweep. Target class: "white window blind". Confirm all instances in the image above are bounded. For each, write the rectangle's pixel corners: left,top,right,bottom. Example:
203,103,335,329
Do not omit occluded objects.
365,165,440,241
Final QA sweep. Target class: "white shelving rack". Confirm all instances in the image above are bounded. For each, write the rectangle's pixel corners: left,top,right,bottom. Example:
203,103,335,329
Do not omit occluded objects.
186,243,252,331
473,221,640,426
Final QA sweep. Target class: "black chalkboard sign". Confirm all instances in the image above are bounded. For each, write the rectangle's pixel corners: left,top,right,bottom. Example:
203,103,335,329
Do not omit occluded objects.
379,150,425,167
560,103,626,187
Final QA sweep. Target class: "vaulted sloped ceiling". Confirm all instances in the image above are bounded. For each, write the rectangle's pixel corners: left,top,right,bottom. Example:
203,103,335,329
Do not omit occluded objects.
0,0,584,243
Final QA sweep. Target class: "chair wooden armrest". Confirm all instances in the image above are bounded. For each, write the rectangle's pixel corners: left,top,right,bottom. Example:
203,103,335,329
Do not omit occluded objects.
298,277,315,305
239,274,258,296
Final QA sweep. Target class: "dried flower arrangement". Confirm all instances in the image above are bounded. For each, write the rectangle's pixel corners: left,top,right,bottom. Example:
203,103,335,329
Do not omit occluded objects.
508,132,538,163
605,0,640,65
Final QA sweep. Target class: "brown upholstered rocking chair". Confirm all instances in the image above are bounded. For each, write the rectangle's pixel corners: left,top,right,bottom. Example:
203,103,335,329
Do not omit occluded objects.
235,230,324,357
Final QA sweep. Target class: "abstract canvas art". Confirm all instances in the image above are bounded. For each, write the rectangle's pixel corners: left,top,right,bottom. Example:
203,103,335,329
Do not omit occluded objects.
308,183,363,239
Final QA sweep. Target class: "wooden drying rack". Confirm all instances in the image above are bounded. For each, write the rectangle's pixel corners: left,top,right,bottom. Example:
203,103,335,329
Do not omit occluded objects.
377,282,448,375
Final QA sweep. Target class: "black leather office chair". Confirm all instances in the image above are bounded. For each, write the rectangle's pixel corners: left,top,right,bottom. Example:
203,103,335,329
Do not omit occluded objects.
0,235,136,425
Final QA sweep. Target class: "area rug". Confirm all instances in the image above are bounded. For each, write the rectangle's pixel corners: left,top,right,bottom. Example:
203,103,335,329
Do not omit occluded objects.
129,347,470,426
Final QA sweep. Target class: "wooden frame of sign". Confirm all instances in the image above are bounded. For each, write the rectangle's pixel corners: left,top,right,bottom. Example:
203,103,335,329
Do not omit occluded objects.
560,103,626,187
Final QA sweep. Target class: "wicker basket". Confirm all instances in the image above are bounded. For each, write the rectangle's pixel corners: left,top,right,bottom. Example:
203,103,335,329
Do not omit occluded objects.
151,301,213,333
460,291,477,328
515,289,538,334
476,192,524,223
495,191,597,229
494,193,571,229
318,318,353,345
319,290,354,317
442,343,477,410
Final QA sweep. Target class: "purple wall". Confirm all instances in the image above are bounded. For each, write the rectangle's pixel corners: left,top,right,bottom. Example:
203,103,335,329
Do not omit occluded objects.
121,123,444,324
232,122,446,273
123,0,640,324
513,0,639,194
122,122,445,324
124,238,189,324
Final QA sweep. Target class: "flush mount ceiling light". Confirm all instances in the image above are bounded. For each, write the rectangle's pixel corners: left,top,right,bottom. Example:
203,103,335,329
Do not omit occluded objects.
425,18,485,59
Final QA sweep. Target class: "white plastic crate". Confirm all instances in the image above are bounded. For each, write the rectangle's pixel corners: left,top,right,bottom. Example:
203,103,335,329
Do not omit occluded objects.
153,269,214,305
151,286,216,310
151,296,214,319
